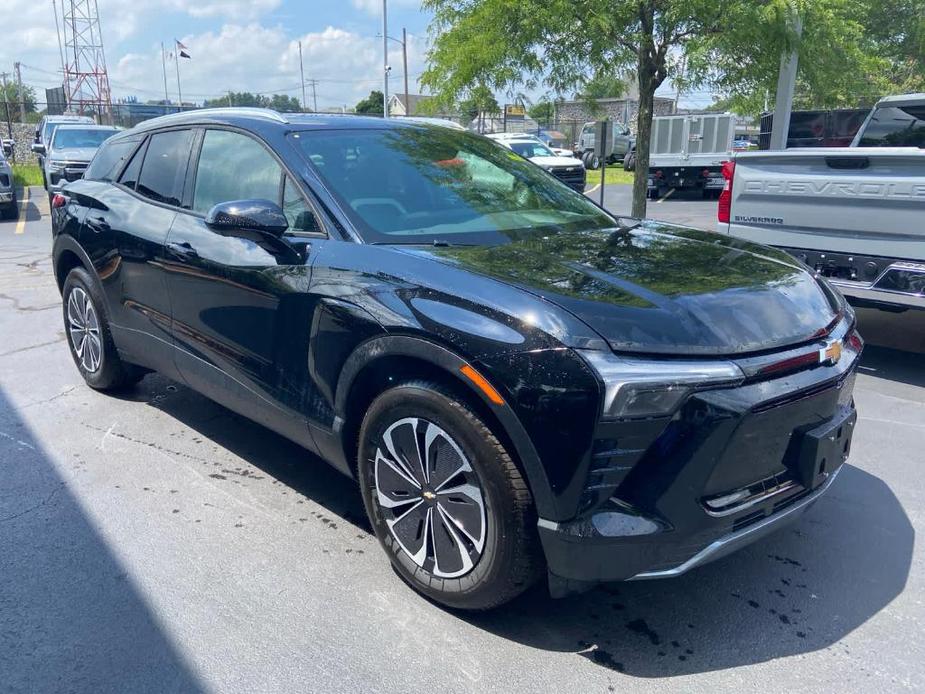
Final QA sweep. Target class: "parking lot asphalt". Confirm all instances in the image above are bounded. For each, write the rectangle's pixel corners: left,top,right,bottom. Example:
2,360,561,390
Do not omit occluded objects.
2,186,923,693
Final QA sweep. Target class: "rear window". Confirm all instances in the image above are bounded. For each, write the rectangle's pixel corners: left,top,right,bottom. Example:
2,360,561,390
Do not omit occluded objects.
136,130,194,206
857,106,925,148
85,136,141,182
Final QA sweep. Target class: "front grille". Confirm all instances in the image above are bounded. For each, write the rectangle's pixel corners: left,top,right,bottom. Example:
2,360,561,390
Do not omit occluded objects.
62,162,88,182
550,167,585,187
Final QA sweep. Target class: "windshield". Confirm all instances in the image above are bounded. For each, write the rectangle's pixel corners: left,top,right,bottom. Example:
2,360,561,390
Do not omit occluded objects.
857,105,925,148
290,126,613,245
507,140,556,158
52,128,117,151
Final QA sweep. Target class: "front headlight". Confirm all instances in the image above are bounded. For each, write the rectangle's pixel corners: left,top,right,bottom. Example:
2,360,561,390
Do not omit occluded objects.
581,350,745,419
47,160,65,172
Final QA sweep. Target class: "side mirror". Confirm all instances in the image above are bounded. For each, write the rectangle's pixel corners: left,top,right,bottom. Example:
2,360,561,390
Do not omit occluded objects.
205,199,288,238
31,143,46,156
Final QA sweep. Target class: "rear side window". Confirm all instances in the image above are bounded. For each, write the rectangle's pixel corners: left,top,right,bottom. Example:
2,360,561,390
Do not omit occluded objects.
136,129,194,206
86,137,141,182
192,129,282,213
858,106,925,148
118,142,145,189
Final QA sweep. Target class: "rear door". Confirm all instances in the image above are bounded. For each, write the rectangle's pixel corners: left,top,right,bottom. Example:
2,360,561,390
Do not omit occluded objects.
163,127,326,444
76,129,194,376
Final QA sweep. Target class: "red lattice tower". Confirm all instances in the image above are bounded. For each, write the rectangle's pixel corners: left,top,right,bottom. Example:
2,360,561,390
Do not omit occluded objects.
55,0,113,119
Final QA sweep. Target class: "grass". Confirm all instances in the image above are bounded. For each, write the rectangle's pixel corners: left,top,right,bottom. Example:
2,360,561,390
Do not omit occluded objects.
12,164,43,188
586,165,635,187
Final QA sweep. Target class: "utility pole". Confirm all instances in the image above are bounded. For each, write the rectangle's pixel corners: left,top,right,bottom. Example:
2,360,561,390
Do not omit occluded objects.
770,4,802,150
382,0,389,118
673,55,687,114
402,27,409,115
1,71,12,157
298,41,307,112
14,62,25,122
309,80,318,113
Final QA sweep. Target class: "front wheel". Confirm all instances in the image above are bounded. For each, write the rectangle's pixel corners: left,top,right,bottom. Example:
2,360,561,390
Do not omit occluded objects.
358,382,542,610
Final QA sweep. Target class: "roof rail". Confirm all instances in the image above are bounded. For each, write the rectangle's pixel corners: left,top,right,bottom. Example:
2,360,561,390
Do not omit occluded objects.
137,107,290,128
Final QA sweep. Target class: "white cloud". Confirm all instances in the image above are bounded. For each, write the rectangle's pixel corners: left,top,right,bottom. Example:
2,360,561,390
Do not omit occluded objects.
110,23,426,109
351,0,421,16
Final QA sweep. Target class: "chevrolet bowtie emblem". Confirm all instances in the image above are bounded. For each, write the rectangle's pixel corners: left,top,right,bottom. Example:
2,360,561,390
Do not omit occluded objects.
820,340,842,365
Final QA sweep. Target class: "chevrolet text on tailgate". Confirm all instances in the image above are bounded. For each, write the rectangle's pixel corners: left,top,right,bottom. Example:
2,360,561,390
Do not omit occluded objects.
717,93,925,310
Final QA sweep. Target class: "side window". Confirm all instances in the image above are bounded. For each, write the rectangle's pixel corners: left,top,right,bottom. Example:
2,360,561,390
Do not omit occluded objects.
192,129,282,213
282,176,320,232
136,129,194,206
117,141,146,190
86,137,141,182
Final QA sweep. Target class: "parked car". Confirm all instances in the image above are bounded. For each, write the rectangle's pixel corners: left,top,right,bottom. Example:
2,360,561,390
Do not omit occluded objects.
718,93,925,311
647,113,735,199
576,121,635,169
0,148,16,219
1,137,13,158
534,129,575,157
35,124,120,202
486,132,586,191
52,108,861,609
33,114,95,183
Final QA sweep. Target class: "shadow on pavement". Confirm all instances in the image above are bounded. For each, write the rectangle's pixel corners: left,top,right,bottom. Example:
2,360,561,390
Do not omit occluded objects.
122,374,370,534
0,386,205,693
463,463,912,677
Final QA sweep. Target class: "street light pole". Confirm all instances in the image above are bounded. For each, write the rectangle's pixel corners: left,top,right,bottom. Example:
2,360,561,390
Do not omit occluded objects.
770,4,802,150
298,40,306,112
402,27,409,115
382,0,389,118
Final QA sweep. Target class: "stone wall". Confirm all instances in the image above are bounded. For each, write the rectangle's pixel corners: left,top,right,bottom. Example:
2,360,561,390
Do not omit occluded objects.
556,98,677,133
2,123,40,165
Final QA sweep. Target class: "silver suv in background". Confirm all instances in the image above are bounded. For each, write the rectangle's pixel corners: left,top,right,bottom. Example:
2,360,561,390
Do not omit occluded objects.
35,125,120,202
32,115,96,183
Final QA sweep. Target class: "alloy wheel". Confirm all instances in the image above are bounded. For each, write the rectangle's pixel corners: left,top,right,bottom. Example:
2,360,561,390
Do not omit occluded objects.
374,417,486,579
67,286,102,373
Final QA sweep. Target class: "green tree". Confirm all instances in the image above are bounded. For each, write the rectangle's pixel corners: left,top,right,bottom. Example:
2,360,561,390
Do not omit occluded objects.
421,0,880,218
355,90,384,115
268,94,302,112
458,84,500,127
0,82,37,114
527,99,555,124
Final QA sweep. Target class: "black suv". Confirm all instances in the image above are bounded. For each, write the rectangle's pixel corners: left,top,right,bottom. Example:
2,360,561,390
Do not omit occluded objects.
52,108,861,609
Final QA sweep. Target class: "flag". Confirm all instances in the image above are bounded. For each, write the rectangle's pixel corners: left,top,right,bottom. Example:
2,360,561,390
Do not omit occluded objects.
175,39,191,59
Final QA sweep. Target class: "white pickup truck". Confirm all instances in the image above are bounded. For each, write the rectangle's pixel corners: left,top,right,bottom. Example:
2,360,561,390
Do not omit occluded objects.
717,93,925,310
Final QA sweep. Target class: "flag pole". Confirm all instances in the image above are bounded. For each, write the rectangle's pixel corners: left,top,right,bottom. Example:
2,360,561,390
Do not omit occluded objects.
174,42,183,109
161,42,170,110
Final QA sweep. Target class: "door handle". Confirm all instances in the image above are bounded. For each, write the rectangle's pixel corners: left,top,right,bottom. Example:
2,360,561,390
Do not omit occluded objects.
166,241,199,260
85,216,111,233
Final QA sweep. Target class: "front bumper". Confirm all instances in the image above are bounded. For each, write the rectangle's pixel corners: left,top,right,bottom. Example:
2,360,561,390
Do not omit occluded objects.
539,338,860,590
0,190,13,203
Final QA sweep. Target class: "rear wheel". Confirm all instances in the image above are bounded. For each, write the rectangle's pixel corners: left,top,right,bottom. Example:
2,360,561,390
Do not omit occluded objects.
587,153,601,170
358,382,542,610
623,151,636,171
62,267,144,391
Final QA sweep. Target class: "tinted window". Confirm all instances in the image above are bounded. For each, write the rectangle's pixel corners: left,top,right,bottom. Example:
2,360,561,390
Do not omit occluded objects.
857,106,925,148
85,137,141,182
193,130,282,213
508,141,555,158
282,176,320,232
136,130,194,206
290,127,613,244
117,142,145,189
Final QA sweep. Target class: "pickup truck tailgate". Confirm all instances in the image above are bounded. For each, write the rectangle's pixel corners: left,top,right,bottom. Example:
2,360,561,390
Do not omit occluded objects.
721,148,925,261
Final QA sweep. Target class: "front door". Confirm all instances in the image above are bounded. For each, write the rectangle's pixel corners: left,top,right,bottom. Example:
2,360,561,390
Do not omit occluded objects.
163,127,325,446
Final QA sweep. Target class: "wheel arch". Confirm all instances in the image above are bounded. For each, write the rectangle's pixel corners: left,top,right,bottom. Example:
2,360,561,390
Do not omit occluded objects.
52,235,94,294
333,335,557,519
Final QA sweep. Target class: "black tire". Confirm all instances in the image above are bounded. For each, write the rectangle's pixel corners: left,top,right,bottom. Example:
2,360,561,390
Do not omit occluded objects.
62,266,144,391
623,151,636,172
358,382,542,610
581,151,592,168
588,153,601,170
1,197,15,220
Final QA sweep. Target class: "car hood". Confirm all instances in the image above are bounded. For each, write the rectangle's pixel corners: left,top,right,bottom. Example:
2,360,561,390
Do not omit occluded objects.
48,147,97,163
405,221,839,356
529,155,584,169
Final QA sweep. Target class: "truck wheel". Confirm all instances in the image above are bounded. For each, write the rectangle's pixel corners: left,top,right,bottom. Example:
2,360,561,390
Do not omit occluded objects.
623,151,636,171
587,154,601,170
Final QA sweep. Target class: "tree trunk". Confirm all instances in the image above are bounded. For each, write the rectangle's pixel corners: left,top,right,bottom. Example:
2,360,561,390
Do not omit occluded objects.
632,49,657,218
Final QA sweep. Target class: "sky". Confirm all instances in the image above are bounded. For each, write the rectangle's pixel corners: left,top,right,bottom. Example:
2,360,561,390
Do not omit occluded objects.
2,0,705,112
